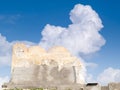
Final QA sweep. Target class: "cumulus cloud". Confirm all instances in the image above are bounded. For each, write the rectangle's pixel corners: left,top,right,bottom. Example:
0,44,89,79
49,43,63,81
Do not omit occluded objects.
0,76,9,90
97,67,120,85
39,4,105,56
0,4,107,85
0,34,12,66
39,4,106,83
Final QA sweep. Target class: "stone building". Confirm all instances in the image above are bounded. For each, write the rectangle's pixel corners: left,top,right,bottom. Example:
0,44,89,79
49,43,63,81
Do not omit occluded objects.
2,43,120,90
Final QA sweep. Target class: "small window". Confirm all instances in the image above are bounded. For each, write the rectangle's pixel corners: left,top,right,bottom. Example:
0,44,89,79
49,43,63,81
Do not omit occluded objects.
86,83,98,86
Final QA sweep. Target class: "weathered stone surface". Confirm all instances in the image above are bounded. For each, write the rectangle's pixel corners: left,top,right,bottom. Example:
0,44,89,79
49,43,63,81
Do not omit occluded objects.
108,83,120,90
10,65,75,87
85,84,101,90
6,43,85,88
12,43,82,69
101,86,109,90
4,43,120,90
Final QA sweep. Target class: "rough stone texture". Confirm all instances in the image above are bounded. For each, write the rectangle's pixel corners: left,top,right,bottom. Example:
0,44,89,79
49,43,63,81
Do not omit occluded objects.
101,86,109,90
108,83,120,90
9,65,76,88
6,43,85,89
12,43,82,69
3,43,120,90
85,85,101,90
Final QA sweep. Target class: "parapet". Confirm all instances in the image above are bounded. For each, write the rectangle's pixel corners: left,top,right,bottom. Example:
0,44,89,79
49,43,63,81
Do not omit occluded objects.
12,43,82,70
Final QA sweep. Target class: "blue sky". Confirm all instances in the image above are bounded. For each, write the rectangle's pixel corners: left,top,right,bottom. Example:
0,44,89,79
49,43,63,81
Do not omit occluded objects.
0,0,120,85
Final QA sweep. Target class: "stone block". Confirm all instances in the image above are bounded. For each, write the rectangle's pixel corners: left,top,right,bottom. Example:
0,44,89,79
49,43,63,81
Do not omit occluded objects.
85,84,101,90
108,83,120,90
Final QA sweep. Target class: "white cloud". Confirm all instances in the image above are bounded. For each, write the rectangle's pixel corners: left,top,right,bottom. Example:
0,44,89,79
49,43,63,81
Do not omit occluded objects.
39,4,105,56
0,4,107,85
39,4,106,83
0,76,9,90
0,4,105,68
0,34,12,66
97,67,120,85
0,4,105,67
